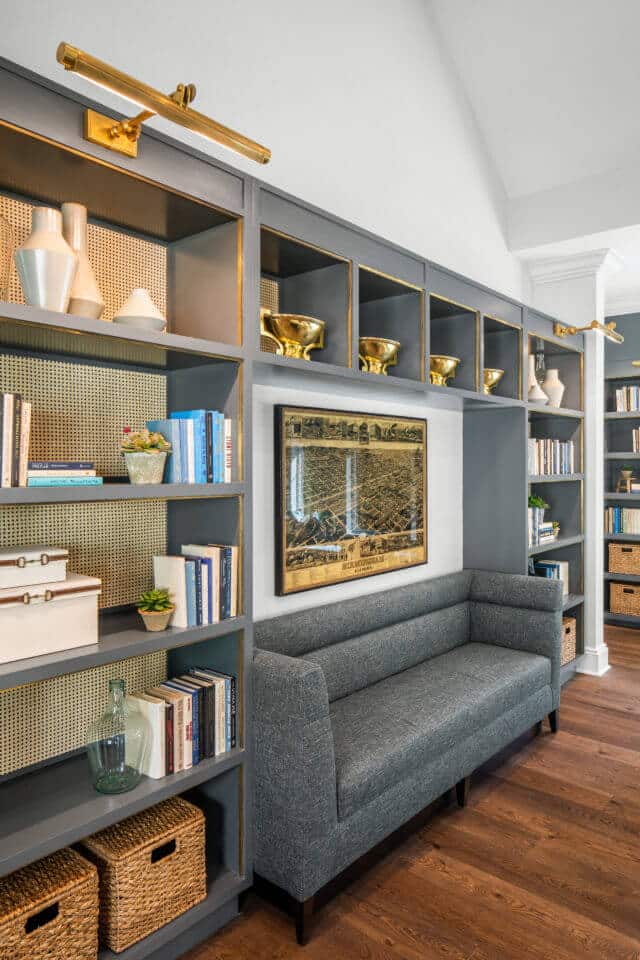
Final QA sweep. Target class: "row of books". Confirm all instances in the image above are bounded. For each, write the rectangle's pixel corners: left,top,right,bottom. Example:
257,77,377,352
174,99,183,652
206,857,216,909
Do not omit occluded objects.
527,438,575,476
614,386,640,412
631,428,640,452
0,393,31,488
528,509,557,547
605,506,640,534
148,411,232,484
528,558,569,595
128,666,237,779
153,544,239,628
26,460,103,487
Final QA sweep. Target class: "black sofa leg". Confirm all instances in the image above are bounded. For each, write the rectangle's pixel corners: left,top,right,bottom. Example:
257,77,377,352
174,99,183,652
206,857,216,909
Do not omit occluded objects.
535,720,543,735
456,776,471,808
295,896,315,946
549,709,559,733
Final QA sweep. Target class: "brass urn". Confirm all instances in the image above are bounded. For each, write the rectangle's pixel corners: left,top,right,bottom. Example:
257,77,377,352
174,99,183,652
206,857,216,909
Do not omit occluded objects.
483,367,505,395
429,354,460,386
260,309,325,360
359,336,400,375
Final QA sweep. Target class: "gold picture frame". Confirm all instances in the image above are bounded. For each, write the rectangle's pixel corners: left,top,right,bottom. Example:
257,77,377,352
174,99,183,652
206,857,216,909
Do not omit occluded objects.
274,405,427,595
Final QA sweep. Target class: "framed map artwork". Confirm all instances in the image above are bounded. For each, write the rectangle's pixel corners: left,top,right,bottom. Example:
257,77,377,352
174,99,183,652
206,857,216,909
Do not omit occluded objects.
274,405,427,594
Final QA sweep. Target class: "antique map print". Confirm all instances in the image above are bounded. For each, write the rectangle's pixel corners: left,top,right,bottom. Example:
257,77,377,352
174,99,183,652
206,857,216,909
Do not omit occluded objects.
276,407,426,593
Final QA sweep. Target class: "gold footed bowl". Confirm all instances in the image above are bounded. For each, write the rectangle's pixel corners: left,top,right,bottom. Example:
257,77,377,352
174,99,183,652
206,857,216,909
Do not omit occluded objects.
483,367,505,395
260,309,325,360
430,354,460,386
359,336,400,375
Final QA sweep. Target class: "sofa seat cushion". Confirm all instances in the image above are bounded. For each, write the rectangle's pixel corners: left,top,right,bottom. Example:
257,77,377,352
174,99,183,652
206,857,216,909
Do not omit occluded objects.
330,642,551,820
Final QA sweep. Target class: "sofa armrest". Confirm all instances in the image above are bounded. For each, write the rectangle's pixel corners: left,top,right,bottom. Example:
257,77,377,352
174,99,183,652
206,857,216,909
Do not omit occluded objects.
253,649,338,901
468,570,563,708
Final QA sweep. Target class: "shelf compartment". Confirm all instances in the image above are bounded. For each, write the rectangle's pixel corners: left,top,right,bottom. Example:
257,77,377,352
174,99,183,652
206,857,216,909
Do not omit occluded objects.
482,315,521,400
528,411,582,473
527,334,583,412
357,266,424,381
529,478,582,541
429,294,479,393
0,748,244,878
260,227,351,367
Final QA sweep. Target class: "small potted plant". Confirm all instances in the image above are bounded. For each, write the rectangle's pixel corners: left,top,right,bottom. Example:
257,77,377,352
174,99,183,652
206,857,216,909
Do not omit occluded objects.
136,588,175,632
528,493,549,517
121,427,171,485
552,520,560,539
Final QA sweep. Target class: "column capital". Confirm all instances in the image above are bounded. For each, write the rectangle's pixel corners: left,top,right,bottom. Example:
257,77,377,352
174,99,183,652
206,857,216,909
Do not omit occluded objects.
526,248,623,285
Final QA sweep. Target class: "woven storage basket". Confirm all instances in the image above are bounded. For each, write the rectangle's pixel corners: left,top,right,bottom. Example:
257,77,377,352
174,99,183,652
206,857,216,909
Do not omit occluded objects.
80,797,206,953
609,582,640,617
561,616,577,665
608,541,640,575
0,848,98,960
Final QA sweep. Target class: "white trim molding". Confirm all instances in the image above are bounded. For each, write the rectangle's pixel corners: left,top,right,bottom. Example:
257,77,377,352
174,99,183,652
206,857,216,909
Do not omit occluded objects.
525,249,623,285
605,294,640,317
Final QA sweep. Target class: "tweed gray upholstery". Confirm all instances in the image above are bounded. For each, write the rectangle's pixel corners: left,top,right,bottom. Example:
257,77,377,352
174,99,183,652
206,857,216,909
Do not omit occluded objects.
253,569,562,903
303,602,469,702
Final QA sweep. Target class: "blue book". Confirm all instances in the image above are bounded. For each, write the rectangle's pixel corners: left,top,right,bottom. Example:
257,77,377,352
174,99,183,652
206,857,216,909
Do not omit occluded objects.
195,668,235,752
27,476,103,486
147,419,182,484
184,559,197,627
220,547,232,619
184,556,203,626
171,411,207,483
162,679,200,765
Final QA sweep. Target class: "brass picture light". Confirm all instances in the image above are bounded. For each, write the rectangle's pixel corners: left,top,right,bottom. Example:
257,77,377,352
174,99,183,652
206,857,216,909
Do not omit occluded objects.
56,42,271,164
553,319,624,344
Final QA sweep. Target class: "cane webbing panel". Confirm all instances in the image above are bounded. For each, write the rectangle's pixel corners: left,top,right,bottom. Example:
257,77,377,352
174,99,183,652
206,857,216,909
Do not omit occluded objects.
0,194,166,322
0,353,165,478
260,276,279,354
0,500,167,609
0,651,167,775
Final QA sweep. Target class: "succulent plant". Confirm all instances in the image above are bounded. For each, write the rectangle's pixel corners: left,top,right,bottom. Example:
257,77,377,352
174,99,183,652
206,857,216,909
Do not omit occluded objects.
121,428,171,453
137,588,174,613
528,494,549,509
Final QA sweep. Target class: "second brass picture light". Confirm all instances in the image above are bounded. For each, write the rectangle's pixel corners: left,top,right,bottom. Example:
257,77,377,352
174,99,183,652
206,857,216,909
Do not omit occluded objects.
56,42,271,165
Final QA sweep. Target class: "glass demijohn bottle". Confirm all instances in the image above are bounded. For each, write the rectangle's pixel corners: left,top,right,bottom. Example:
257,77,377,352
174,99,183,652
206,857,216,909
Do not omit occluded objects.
86,678,150,794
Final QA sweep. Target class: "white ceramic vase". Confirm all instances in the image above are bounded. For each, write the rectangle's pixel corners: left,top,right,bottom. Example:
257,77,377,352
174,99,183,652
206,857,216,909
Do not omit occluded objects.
542,368,565,408
527,354,548,404
61,202,104,320
14,207,77,312
113,288,166,332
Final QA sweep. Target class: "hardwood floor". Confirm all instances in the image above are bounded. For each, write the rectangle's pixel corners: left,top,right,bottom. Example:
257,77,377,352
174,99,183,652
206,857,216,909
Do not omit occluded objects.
186,627,640,960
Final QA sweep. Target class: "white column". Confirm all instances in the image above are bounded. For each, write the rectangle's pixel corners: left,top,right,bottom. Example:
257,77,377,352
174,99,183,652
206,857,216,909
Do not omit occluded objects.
526,250,622,677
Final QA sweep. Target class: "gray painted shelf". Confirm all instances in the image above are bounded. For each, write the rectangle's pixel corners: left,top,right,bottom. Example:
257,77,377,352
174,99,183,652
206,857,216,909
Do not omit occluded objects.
605,452,640,459
604,572,640,582
563,593,584,611
0,481,245,505
604,612,640,626
0,748,245,878
605,411,640,419
528,534,584,556
605,492,640,501
527,404,584,419
605,533,640,541
528,474,583,483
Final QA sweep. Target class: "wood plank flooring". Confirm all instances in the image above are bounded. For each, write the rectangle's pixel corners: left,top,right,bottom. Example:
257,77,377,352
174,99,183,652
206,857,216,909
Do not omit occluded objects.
186,627,640,960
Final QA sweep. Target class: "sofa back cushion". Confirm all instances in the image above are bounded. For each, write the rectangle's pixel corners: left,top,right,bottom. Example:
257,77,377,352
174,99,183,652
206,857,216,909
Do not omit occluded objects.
254,570,472,658
303,601,470,702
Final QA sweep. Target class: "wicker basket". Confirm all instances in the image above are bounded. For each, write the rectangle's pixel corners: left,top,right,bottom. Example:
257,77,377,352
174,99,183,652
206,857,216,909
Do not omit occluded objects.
80,797,206,953
561,616,577,665
0,848,98,960
608,542,640,575
609,582,640,617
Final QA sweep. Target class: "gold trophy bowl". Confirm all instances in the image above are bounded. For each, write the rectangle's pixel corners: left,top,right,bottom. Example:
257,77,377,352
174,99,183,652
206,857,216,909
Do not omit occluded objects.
359,336,400,375
483,367,505,395
429,354,460,386
260,309,325,360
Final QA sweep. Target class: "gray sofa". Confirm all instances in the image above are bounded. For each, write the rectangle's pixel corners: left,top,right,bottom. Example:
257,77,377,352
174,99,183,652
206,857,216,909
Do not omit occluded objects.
253,569,563,942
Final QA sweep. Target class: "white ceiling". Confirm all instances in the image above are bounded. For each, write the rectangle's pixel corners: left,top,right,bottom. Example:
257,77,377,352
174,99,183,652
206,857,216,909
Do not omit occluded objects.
429,0,640,199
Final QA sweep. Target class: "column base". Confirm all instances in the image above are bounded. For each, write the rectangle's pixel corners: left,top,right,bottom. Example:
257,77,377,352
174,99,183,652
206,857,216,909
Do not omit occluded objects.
576,647,610,677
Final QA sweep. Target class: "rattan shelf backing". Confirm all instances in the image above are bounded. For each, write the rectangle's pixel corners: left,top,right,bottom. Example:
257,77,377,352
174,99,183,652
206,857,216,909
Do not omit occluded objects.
0,650,167,776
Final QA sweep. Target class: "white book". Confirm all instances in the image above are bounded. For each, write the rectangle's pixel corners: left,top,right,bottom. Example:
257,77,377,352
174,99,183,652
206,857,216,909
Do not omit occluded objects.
224,418,233,483
557,561,570,596
1,394,14,488
148,686,184,772
160,683,193,769
153,555,188,628
180,544,221,624
27,469,96,477
18,401,31,488
127,693,166,778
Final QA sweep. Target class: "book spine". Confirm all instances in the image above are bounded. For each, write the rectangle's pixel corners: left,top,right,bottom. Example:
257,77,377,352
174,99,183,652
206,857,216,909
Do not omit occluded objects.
1,394,14,488
193,558,203,626
166,703,174,775
229,677,236,748
27,476,104,486
224,677,231,752
191,689,200,765
185,560,197,628
205,411,214,483
26,469,96,477
219,549,230,619
217,413,225,484
18,401,31,488
11,395,21,488
28,461,94,470
224,418,233,483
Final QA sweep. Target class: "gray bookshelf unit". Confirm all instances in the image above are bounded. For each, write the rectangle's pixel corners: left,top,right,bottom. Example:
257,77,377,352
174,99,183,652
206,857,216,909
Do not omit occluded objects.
0,57,587,958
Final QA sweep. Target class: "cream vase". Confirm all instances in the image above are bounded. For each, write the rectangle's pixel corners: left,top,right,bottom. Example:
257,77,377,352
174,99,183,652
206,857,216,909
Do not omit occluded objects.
14,207,77,312
527,354,548,404
542,368,565,408
62,202,104,320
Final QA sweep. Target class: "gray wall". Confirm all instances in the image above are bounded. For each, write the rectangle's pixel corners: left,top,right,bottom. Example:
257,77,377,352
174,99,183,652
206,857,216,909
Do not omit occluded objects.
605,313,640,377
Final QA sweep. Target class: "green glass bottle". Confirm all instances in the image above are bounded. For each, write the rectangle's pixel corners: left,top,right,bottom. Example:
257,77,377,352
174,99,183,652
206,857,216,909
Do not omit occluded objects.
86,678,149,794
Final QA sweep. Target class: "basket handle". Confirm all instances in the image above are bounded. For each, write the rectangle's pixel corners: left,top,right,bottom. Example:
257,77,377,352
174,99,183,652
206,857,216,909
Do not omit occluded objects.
150,838,177,864
25,901,59,934
623,587,635,594
564,624,572,635
621,547,633,553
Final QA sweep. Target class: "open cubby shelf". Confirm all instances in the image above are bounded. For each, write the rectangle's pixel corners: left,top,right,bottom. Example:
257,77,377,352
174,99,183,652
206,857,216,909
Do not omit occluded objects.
358,266,424,382
482,315,522,400
429,293,479,393
527,335,583,412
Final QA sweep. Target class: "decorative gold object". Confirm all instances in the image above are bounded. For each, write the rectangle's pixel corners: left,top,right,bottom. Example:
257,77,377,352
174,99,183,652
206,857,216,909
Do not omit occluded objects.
483,367,504,395
359,336,400,375
616,467,634,493
260,308,325,360
56,42,271,164
553,319,624,344
429,354,460,386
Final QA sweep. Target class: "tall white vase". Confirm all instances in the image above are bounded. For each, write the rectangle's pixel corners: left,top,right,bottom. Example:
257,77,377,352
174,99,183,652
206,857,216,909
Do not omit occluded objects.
527,354,548,404
14,207,77,312
62,203,104,320
542,368,565,408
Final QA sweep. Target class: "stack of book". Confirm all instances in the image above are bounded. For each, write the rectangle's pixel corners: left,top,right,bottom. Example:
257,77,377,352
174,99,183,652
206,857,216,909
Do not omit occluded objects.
615,385,640,412
529,558,569,595
27,461,103,487
527,438,575,476
528,511,557,547
153,543,239,628
147,410,232,484
128,666,237,779
0,392,31,488
605,506,640,534
632,428,640,451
